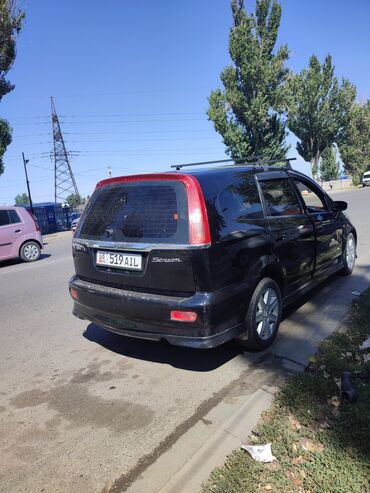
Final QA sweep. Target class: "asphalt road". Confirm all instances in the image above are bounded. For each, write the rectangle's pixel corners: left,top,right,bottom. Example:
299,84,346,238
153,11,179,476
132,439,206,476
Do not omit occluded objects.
1,187,370,493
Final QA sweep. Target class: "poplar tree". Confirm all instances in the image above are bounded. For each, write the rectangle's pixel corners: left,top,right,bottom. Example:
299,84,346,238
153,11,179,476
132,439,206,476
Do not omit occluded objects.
208,0,289,160
320,145,339,181
286,54,355,178
339,101,370,185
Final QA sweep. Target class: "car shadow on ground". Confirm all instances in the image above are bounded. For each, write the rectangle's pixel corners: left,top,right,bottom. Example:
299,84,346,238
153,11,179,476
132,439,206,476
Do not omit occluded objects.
83,324,243,372
83,266,370,372
282,273,338,320
0,253,51,268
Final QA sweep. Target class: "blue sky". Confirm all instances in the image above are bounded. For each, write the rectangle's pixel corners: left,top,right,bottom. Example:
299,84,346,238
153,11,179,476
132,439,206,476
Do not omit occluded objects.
1,0,369,204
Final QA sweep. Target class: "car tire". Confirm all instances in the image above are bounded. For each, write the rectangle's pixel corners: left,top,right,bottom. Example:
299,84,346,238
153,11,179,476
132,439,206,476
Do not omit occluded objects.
341,233,356,276
236,278,282,351
20,241,41,262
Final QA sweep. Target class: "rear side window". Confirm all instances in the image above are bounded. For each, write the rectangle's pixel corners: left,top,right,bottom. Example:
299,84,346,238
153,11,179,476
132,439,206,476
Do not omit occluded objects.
217,178,263,220
260,179,302,216
9,210,21,224
77,181,189,244
0,210,10,226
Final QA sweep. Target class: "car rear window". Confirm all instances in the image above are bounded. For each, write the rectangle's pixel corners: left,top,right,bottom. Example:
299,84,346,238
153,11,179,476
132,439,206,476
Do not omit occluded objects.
77,180,189,244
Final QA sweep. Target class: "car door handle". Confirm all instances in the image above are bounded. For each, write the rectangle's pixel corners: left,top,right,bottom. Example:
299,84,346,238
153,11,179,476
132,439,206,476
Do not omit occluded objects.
317,225,324,233
14,229,21,233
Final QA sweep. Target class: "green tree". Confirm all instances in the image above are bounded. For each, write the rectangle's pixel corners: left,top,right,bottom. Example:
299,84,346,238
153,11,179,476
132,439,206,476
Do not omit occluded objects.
0,118,11,175
286,54,356,179
207,0,289,160
66,193,84,208
14,192,29,204
0,1,24,176
320,145,339,181
339,101,370,185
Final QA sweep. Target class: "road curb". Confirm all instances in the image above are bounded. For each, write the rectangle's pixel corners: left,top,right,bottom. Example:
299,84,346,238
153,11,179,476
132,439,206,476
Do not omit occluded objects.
122,353,303,493
125,388,275,493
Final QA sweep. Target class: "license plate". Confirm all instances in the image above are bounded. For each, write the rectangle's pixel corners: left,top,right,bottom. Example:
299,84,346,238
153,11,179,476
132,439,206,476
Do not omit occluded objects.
96,251,142,271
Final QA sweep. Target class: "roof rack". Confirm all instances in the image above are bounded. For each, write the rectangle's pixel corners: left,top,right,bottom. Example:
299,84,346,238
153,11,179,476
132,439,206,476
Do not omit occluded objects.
171,156,296,171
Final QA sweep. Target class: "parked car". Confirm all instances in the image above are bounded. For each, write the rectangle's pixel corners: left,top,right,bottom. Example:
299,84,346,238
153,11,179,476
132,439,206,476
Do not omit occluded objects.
69,162,357,350
0,206,43,262
70,212,82,232
361,171,370,187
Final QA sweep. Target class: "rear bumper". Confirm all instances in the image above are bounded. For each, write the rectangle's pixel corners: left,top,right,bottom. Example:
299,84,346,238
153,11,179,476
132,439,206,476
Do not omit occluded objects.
36,231,44,248
69,275,250,348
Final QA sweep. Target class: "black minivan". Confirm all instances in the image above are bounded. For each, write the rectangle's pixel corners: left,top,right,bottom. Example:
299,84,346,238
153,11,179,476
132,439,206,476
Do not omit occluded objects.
69,162,357,350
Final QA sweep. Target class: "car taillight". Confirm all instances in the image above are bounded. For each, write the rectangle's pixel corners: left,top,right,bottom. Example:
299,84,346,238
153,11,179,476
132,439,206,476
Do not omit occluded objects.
184,175,211,245
95,172,211,246
170,310,198,322
69,287,78,300
26,210,41,231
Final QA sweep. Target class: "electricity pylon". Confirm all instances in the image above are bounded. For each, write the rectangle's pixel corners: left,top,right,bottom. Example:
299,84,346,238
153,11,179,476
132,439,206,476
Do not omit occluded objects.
51,97,79,203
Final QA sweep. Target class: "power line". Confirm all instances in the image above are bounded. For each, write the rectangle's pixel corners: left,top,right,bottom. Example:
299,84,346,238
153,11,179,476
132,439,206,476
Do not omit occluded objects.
20,149,222,160
62,137,217,144
15,129,215,137
5,111,206,120
15,117,208,126
28,145,221,155
58,112,204,118
13,86,209,99
10,137,218,145
28,163,54,171
68,146,224,154
13,141,53,146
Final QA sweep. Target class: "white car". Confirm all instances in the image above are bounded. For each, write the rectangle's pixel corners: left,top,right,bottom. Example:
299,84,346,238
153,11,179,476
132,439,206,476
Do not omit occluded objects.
70,213,81,232
362,171,370,187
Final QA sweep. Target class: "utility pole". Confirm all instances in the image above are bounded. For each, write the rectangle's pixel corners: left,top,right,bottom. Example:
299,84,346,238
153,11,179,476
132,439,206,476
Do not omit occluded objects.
51,97,80,203
22,152,34,214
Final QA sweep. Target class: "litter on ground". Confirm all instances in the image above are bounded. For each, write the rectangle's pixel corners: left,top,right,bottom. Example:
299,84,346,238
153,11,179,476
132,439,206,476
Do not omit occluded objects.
241,443,276,463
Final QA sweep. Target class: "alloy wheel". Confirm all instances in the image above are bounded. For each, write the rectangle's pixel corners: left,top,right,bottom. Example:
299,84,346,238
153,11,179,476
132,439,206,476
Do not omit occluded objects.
346,235,356,271
23,243,39,260
255,287,279,340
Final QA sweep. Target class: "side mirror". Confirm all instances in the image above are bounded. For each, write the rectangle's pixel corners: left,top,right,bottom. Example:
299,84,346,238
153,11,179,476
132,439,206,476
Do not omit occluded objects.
332,200,347,212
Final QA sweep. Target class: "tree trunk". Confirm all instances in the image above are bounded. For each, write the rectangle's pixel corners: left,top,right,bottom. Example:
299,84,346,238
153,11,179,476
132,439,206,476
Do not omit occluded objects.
310,154,320,180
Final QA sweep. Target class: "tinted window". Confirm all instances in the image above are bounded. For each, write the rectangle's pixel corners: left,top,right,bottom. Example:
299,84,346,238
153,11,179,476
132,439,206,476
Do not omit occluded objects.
294,179,327,213
77,181,189,244
260,179,302,216
9,210,21,224
0,210,10,226
217,178,263,219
